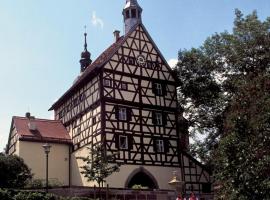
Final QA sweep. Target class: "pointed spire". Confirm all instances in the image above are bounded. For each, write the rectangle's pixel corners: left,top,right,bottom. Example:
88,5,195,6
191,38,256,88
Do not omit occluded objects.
84,32,88,51
80,26,92,73
123,0,143,34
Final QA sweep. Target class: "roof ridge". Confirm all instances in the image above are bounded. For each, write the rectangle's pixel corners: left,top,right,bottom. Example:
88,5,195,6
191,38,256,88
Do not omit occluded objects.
13,116,61,123
49,23,141,111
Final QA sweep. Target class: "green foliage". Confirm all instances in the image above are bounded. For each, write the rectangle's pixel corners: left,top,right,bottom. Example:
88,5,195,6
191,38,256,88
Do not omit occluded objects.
0,154,33,188
77,144,121,187
214,74,270,199
175,9,270,198
25,179,63,189
131,184,149,190
0,188,12,200
0,189,95,200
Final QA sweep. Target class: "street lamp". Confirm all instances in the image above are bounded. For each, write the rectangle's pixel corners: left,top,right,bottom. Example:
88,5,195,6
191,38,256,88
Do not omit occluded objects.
42,143,51,193
168,171,185,199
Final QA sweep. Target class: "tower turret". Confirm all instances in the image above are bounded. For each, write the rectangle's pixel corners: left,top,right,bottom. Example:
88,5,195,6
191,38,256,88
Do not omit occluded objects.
79,32,92,73
123,0,142,34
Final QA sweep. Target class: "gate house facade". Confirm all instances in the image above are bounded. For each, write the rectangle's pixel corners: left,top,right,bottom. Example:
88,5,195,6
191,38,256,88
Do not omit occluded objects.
6,0,213,198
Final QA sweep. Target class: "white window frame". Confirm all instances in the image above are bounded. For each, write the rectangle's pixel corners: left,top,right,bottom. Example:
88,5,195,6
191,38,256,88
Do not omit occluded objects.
156,139,164,153
155,83,163,95
119,135,128,150
119,107,127,121
155,112,163,125
104,79,111,87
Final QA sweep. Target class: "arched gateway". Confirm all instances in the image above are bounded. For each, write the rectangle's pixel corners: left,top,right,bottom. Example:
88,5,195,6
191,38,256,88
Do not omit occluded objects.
125,168,159,189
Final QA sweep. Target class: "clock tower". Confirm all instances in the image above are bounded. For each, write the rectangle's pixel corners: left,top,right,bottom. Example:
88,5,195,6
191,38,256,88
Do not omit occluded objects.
123,0,142,34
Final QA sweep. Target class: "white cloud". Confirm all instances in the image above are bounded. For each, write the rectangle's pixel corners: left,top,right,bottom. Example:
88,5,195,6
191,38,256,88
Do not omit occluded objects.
91,11,104,29
168,58,178,68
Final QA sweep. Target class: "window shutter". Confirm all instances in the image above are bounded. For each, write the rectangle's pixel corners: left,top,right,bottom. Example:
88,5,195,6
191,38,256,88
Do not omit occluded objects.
127,108,132,121
128,135,133,150
162,112,167,126
164,139,170,153
152,111,156,124
152,82,157,95
115,105,119,120
115,134,119,149
162,84,167,96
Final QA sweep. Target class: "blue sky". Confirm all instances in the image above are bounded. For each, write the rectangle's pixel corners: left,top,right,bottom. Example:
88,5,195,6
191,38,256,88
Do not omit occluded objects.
0,0,269,151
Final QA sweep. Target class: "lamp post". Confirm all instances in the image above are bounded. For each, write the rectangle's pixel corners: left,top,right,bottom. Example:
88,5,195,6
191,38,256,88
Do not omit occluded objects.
168,171,184,199
42,143,51,193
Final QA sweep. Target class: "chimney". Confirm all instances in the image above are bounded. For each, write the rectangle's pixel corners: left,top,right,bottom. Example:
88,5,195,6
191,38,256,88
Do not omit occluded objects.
113,30,120,42
25,112,31,118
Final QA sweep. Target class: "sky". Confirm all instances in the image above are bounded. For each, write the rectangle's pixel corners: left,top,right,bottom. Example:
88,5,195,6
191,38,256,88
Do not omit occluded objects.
0,0,269,151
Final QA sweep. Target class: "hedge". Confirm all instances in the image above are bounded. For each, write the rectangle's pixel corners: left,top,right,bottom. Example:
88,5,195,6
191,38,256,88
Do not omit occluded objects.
0,190,95,200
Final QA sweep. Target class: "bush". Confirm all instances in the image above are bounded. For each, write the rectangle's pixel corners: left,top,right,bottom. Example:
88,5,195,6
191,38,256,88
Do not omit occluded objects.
14,191,57,200
131,184,149,190
0,189,12,200
0,190,95,200
0,154,32,188
26,179,63,189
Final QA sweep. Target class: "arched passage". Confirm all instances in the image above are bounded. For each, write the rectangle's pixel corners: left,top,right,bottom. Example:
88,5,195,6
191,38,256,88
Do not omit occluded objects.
125,167,159,189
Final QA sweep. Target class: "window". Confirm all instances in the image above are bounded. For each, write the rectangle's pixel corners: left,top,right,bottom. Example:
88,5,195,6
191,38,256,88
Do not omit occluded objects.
155,83,163,95
119,107,127,121
115,106,132,122
155,140,164,153
131,9,136,18
92,116,96,124
152,82,167,96
156,112,163,125
104,79,112,87
153,112,167,126
121,82,128,90
119,135,128,150
126,10,130,18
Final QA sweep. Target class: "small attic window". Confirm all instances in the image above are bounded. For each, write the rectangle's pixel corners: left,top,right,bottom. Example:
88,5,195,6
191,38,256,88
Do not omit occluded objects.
126,10,130,18
131,9,136,18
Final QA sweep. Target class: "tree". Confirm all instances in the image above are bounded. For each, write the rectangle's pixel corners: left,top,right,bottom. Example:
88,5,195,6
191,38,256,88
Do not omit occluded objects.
175,10,270,198
214,74,270,199
77,144,120,187
0,154,32,188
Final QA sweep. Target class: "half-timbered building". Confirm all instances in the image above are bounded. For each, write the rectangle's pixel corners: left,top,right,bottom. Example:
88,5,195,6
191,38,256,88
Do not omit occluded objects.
6,0,213,198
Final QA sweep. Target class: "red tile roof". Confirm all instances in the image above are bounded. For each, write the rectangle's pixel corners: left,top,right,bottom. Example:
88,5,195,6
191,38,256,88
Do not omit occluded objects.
48,23,142,111
49,22,178,111
49,35,126,111
13,116,72,144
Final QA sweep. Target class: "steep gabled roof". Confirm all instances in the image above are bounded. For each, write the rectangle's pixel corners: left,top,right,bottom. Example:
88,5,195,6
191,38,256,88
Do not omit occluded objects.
49,33,128,111
12,116,72,144
49,22,178,111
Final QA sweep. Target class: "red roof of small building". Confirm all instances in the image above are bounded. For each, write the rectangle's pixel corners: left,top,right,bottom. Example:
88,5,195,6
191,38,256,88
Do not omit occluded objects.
13,116,72,144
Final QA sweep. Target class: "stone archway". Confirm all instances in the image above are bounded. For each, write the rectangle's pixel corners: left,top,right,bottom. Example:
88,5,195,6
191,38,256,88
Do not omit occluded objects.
125,167,159,189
